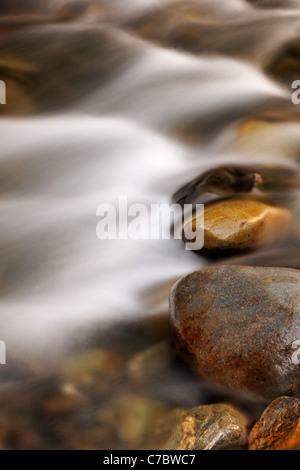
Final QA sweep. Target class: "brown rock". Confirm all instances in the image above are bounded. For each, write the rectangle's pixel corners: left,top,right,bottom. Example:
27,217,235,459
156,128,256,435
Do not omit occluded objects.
39,384,83,414
173,164,300,207
165,404,248,450
153,408,187,448
183,198,291,254
59,348,123,395
170,265,300,400
249,396,300,450
127,340,174,384
0,22,139,114
173,166,258,206
99,394,169,447
266,37,300,86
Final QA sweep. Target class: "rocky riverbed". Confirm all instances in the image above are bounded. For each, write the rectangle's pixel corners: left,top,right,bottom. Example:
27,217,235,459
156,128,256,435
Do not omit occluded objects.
1,0,300,451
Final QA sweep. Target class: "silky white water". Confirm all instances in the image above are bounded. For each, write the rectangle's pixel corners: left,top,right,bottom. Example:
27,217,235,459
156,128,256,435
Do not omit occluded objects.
0,0,299,366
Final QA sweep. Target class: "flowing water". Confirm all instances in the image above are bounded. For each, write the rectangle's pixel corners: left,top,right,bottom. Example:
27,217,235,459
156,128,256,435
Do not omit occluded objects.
1,0,300,449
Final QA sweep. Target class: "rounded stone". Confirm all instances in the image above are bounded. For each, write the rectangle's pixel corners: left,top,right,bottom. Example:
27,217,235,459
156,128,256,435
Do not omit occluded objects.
183,198,292,254
170,265,300,400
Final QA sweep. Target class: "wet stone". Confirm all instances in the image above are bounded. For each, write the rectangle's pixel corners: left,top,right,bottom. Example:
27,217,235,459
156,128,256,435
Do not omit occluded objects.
170,265,300,400
183,198,292,255
99,394,170,448
38,384,83,415
164,404,248,450
59,348,123,395
0,22,139,114
173,166,259,206
126,340,174,384
248,396,300,450
173,164,300,207
266,37,300,86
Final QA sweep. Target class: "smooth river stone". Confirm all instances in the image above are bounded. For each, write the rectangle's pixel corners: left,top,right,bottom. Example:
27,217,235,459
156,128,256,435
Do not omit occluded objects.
183,198,291,254
248,396,300,450
173,166,258,206
170,265,300,400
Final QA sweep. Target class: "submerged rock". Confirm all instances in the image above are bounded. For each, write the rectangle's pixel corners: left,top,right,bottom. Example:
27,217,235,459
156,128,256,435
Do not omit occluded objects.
100,394,169,447
266,37,300,86
165,404,248,450
0,22,139,114
170,265,300,400
248,396,300,450
59,348,123,395
127,340,174,384
183,198,292,255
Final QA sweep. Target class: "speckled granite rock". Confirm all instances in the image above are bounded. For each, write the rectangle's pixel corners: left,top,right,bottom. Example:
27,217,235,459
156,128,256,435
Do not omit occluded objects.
170,265,300,400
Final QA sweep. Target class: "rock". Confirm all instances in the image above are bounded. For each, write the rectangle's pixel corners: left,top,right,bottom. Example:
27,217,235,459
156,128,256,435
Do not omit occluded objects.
0,22,139,114
164,404,248,450
152,408,187,447
99,394,169,447
127,340,174,384
173,166,259,206
248,396,300,450
236,117,300,160
248,397,300,450
0,0,48,14
0,424,44,450
39,383,83,414
59,348,123,395
173,164,300,207
266,37,300,86
183,198,291,254
0,55,38,115
170,265,300,400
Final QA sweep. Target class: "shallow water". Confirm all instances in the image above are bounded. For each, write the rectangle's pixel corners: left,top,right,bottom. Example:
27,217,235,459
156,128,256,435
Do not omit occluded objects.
1,0,300,449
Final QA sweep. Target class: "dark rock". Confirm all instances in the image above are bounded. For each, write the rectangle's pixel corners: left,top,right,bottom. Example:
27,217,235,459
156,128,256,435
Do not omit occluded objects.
173,164,300,207
173,166,258,207
170,265,300,400
248,396,300,450
266,37,300,86
0,22,139,114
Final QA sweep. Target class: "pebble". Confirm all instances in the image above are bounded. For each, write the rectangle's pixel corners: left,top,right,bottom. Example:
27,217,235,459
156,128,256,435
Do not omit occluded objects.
183,198,292,254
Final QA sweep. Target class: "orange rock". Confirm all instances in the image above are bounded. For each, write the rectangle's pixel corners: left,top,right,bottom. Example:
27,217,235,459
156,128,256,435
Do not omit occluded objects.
183,198,292,254
249,397,300,450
